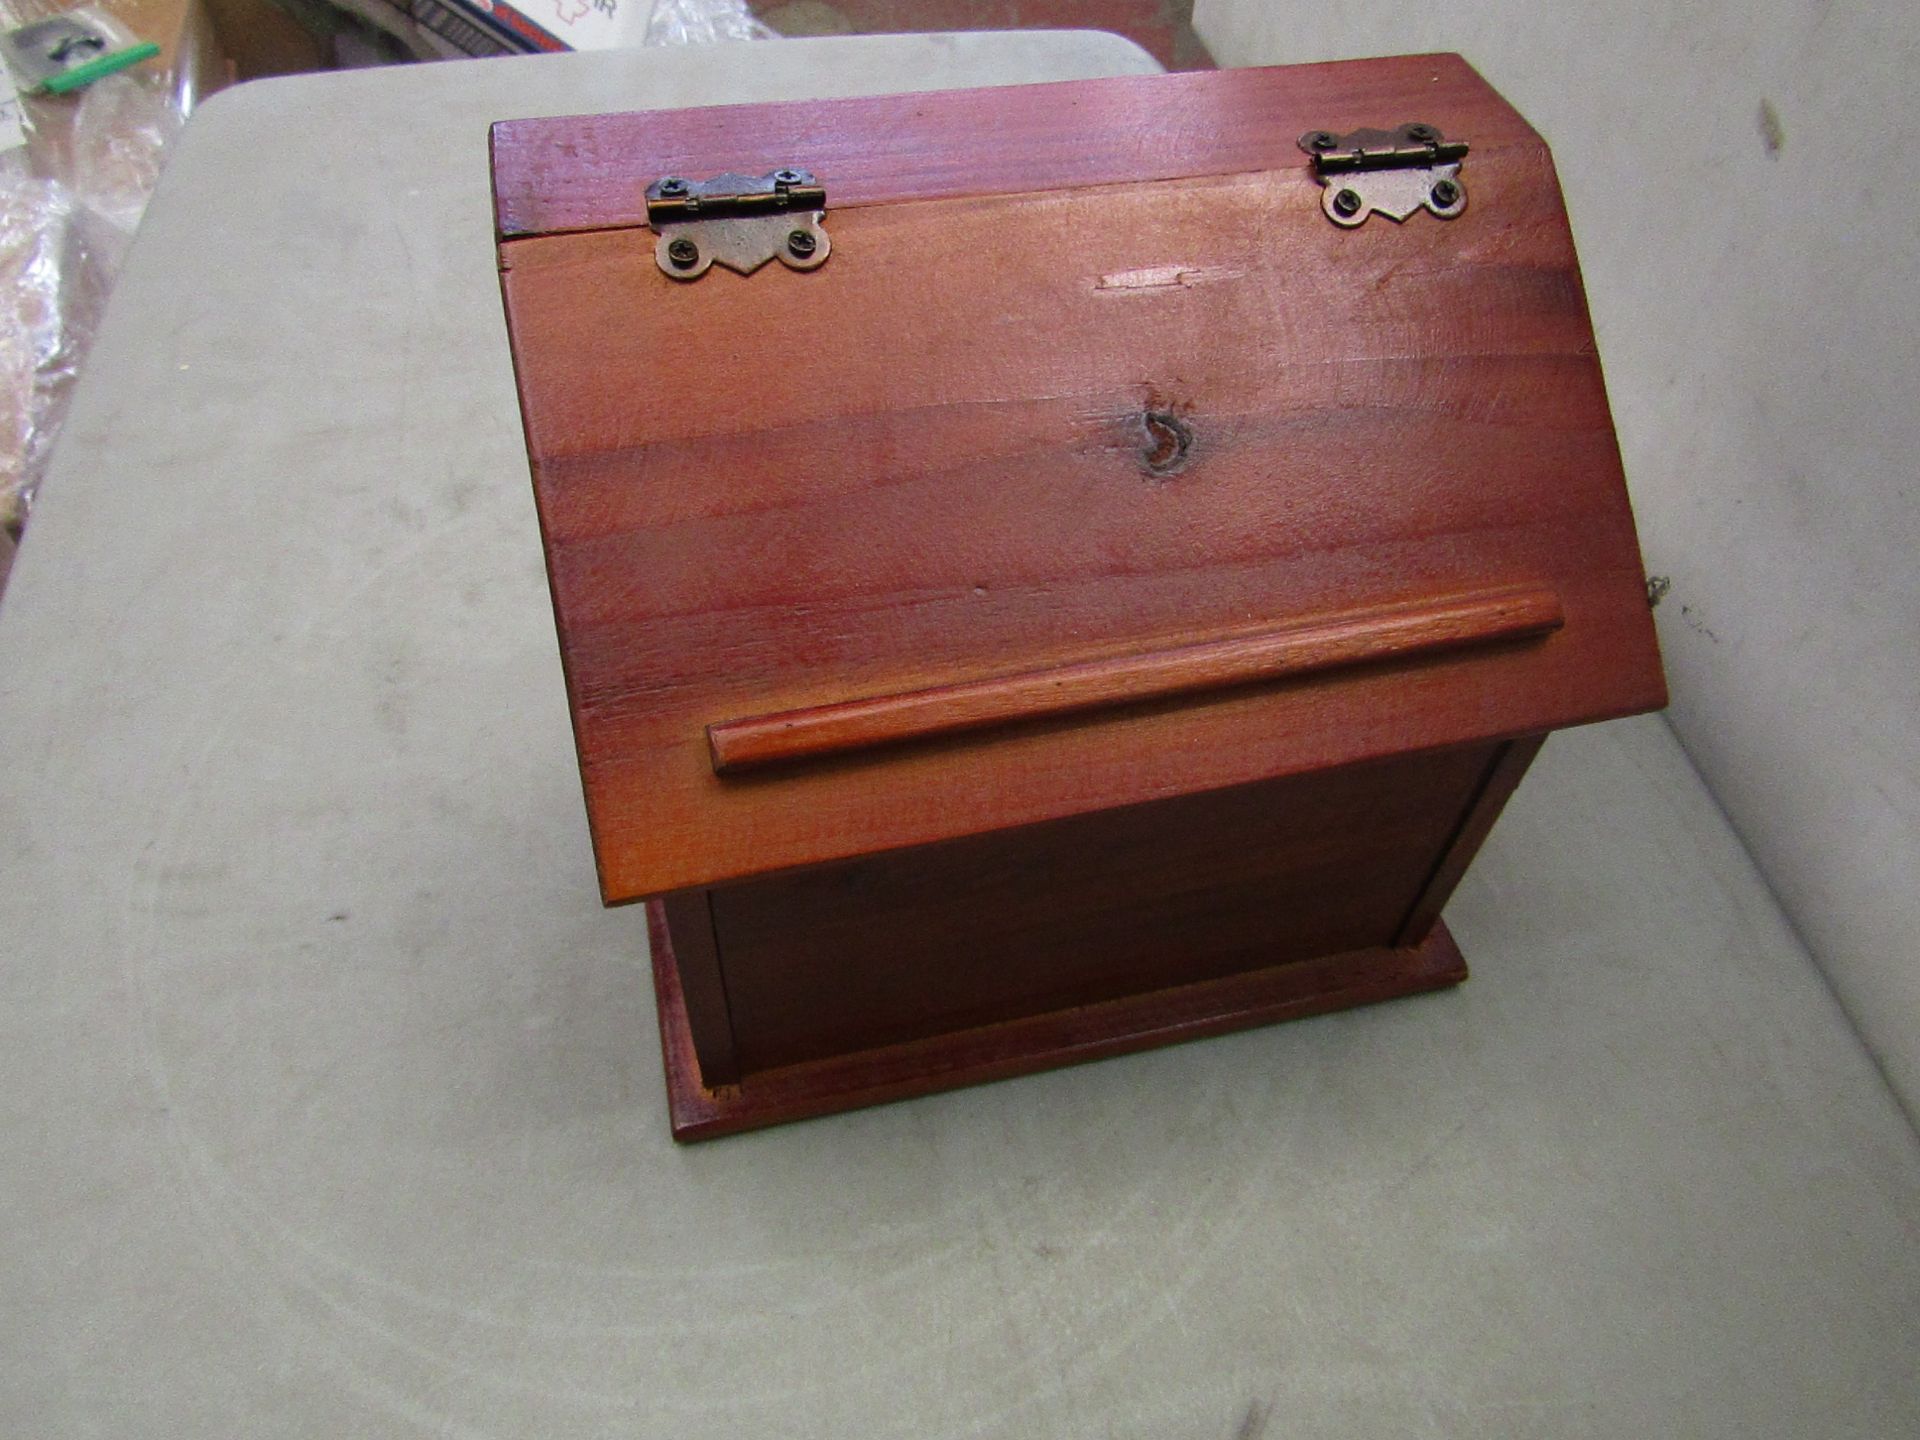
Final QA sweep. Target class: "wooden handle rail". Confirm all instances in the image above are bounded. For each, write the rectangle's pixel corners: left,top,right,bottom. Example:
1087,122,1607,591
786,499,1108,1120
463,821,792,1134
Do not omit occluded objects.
707,583,1563,775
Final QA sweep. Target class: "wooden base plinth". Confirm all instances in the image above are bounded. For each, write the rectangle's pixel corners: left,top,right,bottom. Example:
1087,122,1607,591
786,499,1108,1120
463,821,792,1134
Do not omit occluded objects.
645,901,1466,1142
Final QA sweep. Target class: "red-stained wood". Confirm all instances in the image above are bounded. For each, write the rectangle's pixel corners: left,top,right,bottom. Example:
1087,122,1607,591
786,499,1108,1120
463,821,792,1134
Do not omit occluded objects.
648,897,1468,1141
498,60,1670,1140
1393,733,1547,946
707,584,1561,774
710,743,1494,1071
499,121,1663,901
489,55,1538,240
657,889,740,1085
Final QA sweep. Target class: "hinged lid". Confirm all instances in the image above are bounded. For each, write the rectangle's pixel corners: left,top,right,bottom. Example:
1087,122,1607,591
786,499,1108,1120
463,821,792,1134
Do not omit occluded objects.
491,56,1666,903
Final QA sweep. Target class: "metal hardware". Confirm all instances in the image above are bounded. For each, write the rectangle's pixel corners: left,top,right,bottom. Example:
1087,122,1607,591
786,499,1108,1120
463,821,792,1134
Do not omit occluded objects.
644,170,831,281
1297,124,1469,228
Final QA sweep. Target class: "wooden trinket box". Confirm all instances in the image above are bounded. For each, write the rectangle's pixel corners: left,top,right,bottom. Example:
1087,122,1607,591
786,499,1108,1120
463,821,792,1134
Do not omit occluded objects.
491,56,1666,1140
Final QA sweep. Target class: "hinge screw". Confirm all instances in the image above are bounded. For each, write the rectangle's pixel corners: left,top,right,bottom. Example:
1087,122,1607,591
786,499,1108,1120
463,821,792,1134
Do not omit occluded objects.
1430,178,1461,208
658,177,688,196
1332,188,1363,218
667,237,700,268
1406,123,1439,143
786,229,817,258
1304,130,1338,152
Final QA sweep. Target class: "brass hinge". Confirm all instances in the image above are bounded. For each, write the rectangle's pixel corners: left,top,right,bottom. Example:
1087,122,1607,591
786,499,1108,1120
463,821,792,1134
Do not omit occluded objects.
644,169,831,281
1297,124,1470,228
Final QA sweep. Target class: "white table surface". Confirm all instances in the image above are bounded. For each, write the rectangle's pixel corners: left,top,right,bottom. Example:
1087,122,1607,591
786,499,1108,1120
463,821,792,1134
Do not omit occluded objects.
2,35,1916,1439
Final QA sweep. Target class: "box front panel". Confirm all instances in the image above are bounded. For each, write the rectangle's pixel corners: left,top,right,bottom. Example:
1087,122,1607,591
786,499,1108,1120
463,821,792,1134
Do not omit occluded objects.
710,744,1498,1073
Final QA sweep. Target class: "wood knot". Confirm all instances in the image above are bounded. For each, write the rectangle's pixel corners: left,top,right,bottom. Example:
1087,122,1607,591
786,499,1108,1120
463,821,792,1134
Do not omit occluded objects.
1140,410,1193,478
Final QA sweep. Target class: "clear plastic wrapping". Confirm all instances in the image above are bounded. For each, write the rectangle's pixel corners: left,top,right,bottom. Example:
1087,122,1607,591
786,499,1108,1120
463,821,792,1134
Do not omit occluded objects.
642,0,775,46
0,2,196,534
0,161,75,534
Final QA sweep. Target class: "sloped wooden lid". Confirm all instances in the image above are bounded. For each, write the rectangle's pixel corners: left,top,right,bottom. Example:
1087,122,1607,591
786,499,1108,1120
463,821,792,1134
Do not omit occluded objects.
492,56,1665,903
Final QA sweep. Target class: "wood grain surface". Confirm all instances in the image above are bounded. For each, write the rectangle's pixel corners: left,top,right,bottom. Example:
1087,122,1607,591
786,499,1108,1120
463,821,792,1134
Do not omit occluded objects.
707,584,1561,773
495,61,1665,902
709,743,1494,1072
490,55,1539,240
648,899,1470,1141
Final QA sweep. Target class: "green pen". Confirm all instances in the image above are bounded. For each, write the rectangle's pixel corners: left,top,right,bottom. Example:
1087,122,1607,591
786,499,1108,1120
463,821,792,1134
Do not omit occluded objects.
39,40,159,94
